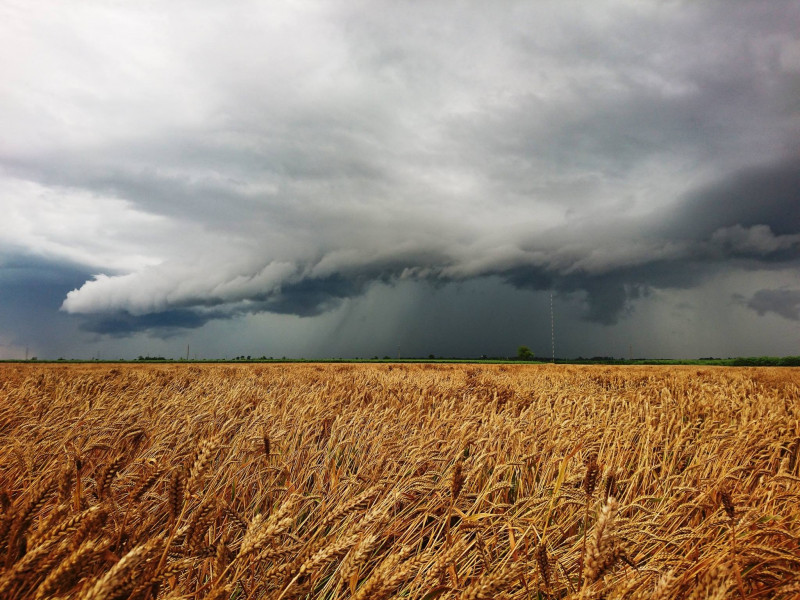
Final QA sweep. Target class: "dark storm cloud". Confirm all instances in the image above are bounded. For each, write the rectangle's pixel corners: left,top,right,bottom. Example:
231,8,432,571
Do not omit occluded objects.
79,309,217,336
1,1,799,351
747,289,800,321
260,276,368,317
660,160,800,239
504,261,708,325
54,154,800,330
0,252,97,356
74,275,371,334
0,252,92,291
493,157,800,324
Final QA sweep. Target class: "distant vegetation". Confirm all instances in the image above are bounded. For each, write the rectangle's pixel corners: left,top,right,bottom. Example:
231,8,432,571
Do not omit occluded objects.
627,356,800,367
5,355,799,366
516,345,535,361
729,356,800,366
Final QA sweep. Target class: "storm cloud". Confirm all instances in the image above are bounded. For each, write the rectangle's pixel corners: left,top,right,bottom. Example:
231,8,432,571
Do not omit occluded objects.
1,1,799,357
747,289,800,321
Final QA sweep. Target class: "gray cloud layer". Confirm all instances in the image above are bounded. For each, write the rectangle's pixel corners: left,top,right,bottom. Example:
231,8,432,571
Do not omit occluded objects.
747,289,800,321
1,1,799,353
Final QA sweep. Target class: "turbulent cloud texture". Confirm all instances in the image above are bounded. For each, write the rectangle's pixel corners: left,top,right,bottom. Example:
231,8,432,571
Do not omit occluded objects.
1,1,799,357
747,289,800,321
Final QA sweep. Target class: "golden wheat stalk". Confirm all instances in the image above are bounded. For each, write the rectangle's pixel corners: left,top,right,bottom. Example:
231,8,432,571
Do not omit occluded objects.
33,539,104,600
79,538,162,600
583,496,621,584
459,561,522,600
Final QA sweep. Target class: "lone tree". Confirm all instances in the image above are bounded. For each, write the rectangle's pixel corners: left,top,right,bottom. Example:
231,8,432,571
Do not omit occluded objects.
517,346,534,361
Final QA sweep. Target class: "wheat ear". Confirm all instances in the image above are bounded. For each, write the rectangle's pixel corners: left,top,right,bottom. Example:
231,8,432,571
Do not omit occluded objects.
583,496,621,584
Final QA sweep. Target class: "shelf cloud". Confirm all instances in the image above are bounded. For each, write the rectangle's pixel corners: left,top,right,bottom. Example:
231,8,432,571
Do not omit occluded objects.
58,159,800,330
1,1,799,356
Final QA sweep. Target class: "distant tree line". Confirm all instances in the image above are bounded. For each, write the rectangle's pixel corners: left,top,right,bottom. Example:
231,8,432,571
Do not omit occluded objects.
730,356,800,366
15,353,798,365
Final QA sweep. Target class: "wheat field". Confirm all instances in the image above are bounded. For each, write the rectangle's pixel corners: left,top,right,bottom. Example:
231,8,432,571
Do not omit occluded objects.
0,362,798,599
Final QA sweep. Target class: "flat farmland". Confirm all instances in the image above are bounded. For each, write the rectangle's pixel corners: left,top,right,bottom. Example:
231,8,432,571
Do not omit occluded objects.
1,363,798,599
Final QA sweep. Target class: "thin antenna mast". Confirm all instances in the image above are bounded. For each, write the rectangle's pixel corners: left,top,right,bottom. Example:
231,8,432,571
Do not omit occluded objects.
550,292,555,364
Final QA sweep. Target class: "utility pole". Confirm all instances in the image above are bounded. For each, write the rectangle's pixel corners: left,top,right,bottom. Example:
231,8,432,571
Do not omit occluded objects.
187,344,190,361
550,293,555,364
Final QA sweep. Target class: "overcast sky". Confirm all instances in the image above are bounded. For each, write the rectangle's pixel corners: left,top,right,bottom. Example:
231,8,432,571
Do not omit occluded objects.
1,0,799,360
